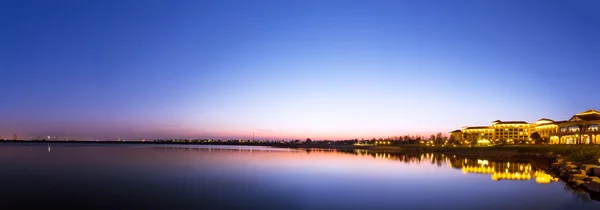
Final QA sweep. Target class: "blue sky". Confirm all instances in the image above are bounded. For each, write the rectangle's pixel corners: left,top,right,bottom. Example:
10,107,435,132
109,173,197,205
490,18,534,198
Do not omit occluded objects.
1,0,599,140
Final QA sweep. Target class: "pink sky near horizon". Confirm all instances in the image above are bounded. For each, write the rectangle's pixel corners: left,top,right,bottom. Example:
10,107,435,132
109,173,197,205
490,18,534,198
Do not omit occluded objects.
0,119,449,141
0,105,590,141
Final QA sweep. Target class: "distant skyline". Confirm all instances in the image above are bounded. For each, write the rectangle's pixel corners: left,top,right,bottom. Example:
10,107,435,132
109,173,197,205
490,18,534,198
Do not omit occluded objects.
1,0,599,140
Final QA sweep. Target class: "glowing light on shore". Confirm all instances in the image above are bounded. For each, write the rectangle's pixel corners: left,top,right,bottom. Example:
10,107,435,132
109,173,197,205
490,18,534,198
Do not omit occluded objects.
477,159,488,165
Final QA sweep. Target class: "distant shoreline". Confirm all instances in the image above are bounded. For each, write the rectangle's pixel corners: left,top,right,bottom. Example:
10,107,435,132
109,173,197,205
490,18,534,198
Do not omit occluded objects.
3,140,595,162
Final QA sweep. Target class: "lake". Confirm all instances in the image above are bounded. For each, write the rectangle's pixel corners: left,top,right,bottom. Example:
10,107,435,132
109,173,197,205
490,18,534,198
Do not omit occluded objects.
0,143,599,210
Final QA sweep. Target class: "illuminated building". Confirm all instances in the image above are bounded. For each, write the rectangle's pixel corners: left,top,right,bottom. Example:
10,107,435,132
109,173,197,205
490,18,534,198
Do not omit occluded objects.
491,120,531,143
451,109,600,145
450,130,463,142
461,126,493,145
550,109,600,144
533,118,561,143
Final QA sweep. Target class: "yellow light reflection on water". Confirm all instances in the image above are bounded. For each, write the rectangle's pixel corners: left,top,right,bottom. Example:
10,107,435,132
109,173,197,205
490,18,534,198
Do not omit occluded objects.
534,171,558,184
458,160,557,184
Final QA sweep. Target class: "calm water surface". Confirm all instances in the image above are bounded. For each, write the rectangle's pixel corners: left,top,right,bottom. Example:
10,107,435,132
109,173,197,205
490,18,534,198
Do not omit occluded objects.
0,143,599,210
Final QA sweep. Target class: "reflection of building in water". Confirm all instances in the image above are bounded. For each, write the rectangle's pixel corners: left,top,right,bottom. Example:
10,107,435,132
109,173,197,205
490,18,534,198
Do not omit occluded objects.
534,171,559,184
453,159,558,184
347,150,560,185
459,160,532,180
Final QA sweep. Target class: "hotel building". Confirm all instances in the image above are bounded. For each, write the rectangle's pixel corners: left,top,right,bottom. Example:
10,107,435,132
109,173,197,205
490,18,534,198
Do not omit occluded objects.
451,109,600,145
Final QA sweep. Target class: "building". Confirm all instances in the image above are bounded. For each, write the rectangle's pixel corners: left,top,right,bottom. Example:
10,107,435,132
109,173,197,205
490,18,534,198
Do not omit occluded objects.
533,118,559,139
550,109,600,144
533,118,562,144
491,120,531,144
461,126,493,145
450,109,600,145
13,133,17,141
449,130,463,143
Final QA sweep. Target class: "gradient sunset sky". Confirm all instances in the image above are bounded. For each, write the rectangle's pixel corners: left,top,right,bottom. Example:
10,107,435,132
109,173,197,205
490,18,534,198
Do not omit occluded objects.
1,0,599,140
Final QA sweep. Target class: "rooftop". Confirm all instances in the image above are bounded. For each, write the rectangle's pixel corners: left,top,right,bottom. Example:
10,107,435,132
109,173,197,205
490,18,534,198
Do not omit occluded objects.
570,115,600,121
536,118,554,122
464,126,491,130
537,122,558,126
570,109,600,121
575,109,600,116
495,121,529,124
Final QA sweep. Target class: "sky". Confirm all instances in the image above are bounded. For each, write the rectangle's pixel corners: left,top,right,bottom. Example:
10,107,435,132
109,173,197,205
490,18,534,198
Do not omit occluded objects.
1,0,599,140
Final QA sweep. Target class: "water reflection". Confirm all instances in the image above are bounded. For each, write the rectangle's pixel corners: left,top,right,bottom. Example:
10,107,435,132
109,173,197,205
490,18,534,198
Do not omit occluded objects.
149,145,299,153
350,149,450,167
1,144,598,209
458,159,558,184
338,149,559,184
146,146,562,186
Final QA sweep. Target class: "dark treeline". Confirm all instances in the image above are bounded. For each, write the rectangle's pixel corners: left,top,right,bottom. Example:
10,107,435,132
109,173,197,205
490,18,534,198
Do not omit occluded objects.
151,132,455,146
0,131,456,146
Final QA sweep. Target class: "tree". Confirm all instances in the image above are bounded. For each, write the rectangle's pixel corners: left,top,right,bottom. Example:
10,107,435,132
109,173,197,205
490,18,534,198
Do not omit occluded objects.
305,138,312,143
436,132,444,144
449,135,457,145
429,134,436,143
530,132,542,144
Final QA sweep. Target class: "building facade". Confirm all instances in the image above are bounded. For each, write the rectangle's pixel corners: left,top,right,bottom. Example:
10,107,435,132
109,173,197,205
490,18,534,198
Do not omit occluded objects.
549,110,600,144
450,130,463,143
461,126,493,145
491,120,531,144
450,109,600,145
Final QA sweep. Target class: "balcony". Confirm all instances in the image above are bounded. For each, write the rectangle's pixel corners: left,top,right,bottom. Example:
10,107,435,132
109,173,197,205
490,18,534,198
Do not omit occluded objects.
550,129,600,135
